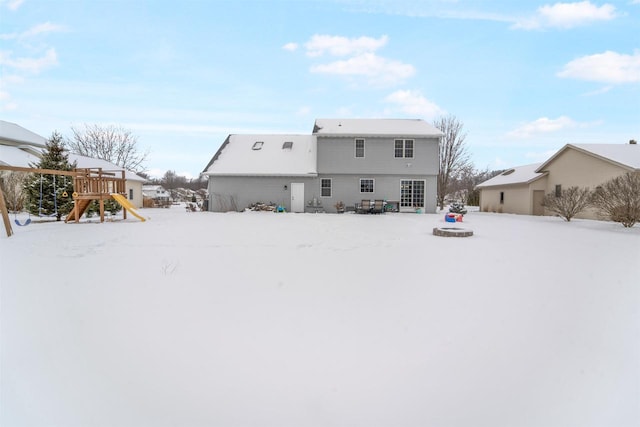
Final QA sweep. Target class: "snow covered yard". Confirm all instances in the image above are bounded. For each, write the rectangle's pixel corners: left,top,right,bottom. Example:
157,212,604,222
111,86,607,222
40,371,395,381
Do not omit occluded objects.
1,207,638,427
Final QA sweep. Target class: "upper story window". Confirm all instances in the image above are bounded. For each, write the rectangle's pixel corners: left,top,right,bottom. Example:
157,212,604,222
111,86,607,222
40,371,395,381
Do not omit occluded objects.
355,138,365,158
394,139,414,158
252,141,264,150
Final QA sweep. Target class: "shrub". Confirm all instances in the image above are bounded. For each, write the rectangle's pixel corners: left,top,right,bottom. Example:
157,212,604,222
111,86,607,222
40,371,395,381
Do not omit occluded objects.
591,172,640,228
542,186,592,222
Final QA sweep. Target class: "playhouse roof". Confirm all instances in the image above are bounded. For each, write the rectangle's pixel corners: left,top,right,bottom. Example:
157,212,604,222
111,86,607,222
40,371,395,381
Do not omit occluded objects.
203,134,317,177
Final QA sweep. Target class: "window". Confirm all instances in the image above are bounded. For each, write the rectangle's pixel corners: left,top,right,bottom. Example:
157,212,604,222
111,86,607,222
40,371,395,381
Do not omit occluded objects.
252,141,264,150
355,138,365,158
394,139,414,158
321,179,332,197
360,178,374,193
129,189,133,200
500,191,504,204
555,185,562,197
282,141,293,150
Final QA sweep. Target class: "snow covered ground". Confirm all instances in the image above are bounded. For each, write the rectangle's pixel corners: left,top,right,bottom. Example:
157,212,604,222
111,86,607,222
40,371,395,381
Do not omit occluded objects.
1,207,638,427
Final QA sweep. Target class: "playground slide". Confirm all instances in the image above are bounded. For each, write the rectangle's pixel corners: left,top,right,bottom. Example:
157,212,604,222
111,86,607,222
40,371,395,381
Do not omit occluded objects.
110,193,147,222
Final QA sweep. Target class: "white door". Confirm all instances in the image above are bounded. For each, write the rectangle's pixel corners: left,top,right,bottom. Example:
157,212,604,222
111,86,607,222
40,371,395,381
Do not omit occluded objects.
291,183,304,213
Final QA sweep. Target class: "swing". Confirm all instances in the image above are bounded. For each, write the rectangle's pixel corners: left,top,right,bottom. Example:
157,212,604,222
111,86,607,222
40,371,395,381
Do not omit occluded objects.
38,174,58,218
14,213,31,226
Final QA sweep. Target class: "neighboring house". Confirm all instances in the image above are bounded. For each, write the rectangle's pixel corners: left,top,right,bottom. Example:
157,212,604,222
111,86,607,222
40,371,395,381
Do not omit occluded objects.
203,118,442,213
142,185,171,206
0,120,146,208
477,142,640,219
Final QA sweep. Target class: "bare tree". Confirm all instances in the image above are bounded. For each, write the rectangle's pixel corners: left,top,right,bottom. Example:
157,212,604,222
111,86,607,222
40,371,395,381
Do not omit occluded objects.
65,123,148,172
434,115,472,210
542,186,592,221
591,172,640,228
0,171,27,211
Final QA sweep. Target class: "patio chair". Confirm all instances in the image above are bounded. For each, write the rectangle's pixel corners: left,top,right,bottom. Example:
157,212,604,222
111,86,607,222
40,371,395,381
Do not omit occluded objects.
372,199,384,214
356,199,372,214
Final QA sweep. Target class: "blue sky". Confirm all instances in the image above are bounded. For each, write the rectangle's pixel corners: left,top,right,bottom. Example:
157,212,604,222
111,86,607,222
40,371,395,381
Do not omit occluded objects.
1,0,639,178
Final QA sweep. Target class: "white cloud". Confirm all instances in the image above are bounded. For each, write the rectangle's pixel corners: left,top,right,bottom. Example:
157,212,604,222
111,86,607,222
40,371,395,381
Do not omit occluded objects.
0,48,58,74
1,0,25,11
304,34,388,57
558,50,640,83
295,106,311,116
583,85,613,96
513,1,617,29
507,116,578,138
525,149,558,161
0,22,67,40
384,90,444,119
282,42,298,52
311,53,415,86
0,90,18,111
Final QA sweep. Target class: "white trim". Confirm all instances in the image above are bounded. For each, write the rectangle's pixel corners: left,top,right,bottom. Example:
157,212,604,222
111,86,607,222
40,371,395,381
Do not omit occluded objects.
320,178,332,197
394,139,414,159
355,138,365,158
360,178,375,193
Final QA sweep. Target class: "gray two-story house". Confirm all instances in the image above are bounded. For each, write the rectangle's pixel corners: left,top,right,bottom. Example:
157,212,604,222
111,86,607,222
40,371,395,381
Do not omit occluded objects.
202,119,442,213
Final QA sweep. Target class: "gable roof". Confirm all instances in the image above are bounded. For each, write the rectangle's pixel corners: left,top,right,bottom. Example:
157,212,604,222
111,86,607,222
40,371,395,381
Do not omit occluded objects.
68,153,147,182
312,118,443,137
536,143,640,172
476,163,547,188
0,143,42,167
203,134,317,177
0,120,47,147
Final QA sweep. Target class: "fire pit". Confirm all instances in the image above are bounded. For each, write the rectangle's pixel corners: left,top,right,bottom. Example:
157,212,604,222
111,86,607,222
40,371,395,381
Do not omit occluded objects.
433,227,473,237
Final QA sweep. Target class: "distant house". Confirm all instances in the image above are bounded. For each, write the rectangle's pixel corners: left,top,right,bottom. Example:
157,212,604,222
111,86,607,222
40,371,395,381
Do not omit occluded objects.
142,185,171,207
0,120,146,208
477,142,640,219
203,118,442,213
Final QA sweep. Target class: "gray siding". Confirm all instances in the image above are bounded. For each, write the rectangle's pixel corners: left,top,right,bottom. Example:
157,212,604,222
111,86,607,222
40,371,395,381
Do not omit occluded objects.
317,136,439,175
208,176,317,212
316,174,437,213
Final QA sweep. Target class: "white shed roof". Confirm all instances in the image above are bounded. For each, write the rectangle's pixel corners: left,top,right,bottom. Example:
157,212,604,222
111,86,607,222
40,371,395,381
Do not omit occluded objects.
476,163,546,188
313,118,443,137
204,134,317,176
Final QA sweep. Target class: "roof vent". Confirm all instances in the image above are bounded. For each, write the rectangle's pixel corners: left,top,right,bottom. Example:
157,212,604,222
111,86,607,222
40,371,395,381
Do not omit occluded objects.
252,141,264,150
282,141,293,150
501,169,515,176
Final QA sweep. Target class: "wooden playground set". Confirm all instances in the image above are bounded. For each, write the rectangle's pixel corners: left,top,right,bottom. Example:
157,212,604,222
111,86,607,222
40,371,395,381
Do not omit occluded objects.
0,165,145,238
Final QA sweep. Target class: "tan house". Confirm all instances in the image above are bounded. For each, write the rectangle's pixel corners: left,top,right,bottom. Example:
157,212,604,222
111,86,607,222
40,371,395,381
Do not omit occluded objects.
477,142,640,219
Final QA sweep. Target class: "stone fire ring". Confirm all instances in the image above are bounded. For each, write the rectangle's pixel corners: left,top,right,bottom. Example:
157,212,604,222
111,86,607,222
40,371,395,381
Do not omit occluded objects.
433,227,474,237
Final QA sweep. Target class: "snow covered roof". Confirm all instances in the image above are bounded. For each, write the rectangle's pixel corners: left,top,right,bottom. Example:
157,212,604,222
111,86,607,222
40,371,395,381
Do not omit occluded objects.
203,134,317,177
0,120,47,147
476,163,547,188
68,153,147,182
536,143,640,172
0,144,42,167
312,118,443,137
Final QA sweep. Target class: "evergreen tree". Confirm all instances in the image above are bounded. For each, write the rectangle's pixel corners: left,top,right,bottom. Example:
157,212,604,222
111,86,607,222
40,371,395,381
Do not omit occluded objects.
23,132,76,221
